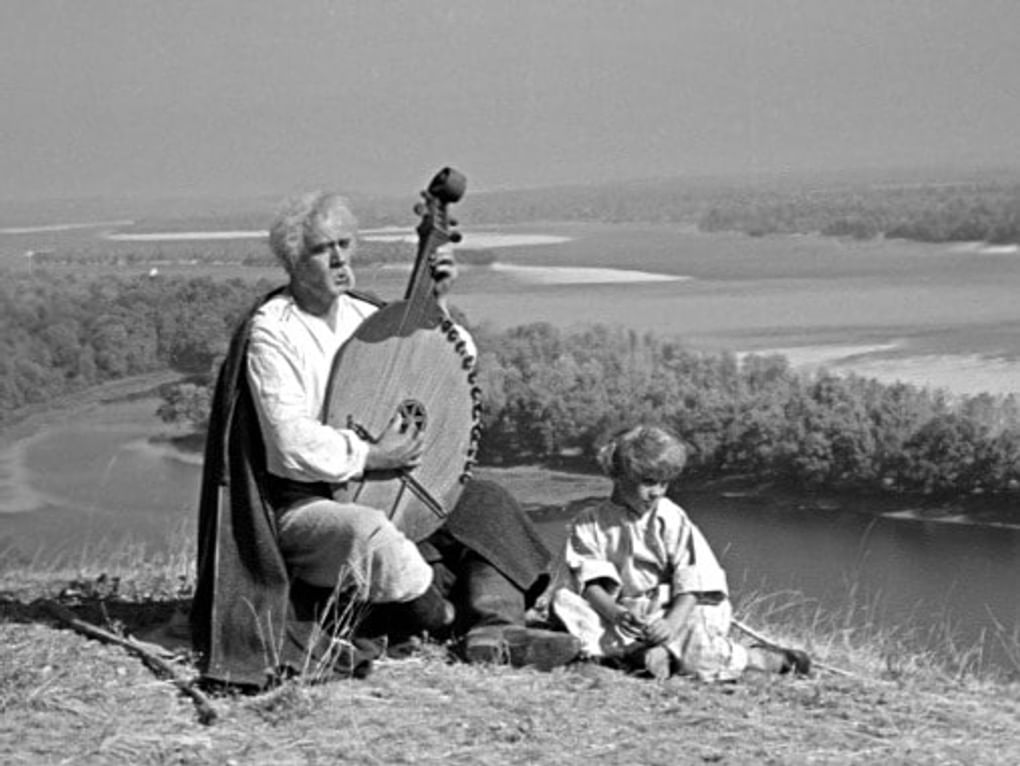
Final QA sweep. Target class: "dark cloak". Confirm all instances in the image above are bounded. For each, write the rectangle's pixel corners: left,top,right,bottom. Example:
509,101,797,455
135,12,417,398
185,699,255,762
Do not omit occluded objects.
191,289,552,687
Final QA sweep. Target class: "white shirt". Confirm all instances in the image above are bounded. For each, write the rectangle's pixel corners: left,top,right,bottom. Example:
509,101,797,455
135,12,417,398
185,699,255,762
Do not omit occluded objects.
563,496,729,602
246,291,377,483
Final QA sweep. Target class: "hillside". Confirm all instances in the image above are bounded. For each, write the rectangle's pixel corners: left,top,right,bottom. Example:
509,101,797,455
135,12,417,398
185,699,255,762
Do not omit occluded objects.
2,374,1018,764
2,577,1018,765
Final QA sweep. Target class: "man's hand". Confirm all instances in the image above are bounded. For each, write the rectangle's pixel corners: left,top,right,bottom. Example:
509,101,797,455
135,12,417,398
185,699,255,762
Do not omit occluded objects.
430,248,458,307
363,414,425,472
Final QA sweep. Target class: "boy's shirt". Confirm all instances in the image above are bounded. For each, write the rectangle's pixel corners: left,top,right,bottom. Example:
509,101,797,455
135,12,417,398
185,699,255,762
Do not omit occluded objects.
564,496,729,604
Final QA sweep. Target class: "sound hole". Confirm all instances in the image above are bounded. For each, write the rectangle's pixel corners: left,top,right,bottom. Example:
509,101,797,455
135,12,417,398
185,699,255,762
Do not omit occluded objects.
398,399,427,435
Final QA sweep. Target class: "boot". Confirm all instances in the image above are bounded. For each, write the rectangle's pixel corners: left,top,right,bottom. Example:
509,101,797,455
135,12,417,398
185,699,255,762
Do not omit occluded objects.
355,583,455,640
502,626,581,671
456,554,579,670
289,578,355,632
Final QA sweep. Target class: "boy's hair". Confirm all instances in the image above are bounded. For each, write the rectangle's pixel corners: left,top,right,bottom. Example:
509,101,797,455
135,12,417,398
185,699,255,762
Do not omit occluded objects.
596,425,687,483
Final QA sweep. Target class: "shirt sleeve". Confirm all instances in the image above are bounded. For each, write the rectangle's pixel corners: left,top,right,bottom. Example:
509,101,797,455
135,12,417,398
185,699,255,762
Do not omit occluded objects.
564,512,622,593
670,518,729,605
246,323,369,483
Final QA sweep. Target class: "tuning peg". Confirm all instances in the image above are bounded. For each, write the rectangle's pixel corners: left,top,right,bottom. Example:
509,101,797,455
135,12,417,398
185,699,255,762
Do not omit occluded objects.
449,232,462,244
449,217,458,227
428,167,467,203
413,202,426,216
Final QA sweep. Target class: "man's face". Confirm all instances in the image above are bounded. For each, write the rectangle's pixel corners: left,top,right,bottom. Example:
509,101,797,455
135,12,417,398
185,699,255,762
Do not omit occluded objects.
294,218,357,303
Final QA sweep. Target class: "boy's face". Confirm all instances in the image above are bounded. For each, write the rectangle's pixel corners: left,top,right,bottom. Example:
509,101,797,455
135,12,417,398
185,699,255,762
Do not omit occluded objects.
617,475,669,515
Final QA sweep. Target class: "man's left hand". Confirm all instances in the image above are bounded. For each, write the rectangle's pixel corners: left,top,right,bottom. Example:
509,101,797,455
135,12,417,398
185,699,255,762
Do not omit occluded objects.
431,248,458,302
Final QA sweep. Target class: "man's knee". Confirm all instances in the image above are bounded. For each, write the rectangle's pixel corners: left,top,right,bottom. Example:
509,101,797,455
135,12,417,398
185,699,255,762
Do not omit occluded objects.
279,500,400,548
278,500,428,593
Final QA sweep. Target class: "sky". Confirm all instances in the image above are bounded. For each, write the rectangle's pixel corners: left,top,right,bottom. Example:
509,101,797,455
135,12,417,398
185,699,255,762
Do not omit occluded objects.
2,0,1019,202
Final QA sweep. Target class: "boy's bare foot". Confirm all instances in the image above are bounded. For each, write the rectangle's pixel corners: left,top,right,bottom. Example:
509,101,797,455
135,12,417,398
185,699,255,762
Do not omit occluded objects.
780,648,812,676
643,645,672,681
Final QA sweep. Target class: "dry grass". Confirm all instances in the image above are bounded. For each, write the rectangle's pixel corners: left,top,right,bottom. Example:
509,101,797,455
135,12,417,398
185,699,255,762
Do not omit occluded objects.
2,617,1018,765
2,445,1017,763
2,543,1018,765
0,526,195,606
731,584,1020,686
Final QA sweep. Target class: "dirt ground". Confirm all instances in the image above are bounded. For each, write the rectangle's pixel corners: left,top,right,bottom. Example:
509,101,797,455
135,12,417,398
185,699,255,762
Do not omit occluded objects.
2,604,1017,766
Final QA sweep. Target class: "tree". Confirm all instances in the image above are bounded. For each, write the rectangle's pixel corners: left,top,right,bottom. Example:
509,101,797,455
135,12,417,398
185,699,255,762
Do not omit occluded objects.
896,414,987,496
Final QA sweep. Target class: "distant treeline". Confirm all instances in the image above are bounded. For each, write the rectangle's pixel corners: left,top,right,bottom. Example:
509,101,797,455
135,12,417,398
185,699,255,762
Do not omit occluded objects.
27,239,498,269
453,174,1020,245
696,182,1020,244
5,274,1019,505
238,241,496,268
28,245,266,268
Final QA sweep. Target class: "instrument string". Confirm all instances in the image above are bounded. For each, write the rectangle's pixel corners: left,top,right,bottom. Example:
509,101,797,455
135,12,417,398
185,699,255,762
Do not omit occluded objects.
327,170,469,538
373,200,434,425
367,193,445,441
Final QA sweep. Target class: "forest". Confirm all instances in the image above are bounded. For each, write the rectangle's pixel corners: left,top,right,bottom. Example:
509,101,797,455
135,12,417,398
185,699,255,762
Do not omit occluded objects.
4,271,1018,512
0,271,266,414
469,323,1020,501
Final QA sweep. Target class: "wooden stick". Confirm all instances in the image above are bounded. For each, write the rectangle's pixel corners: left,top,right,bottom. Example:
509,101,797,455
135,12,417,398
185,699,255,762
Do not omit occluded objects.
44,601,218,725
732,617,858,679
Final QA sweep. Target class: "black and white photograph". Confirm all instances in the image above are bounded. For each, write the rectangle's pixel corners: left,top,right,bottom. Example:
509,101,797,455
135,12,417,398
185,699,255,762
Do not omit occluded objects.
2,2,1018,762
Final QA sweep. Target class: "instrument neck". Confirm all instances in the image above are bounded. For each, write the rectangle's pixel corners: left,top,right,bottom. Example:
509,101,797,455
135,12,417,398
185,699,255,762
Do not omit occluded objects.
402,227,446,323
404,245,434,305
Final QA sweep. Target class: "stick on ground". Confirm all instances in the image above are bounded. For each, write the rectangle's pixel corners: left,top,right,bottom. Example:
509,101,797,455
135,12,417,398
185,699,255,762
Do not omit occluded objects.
43,601,218,725
733,617,858,678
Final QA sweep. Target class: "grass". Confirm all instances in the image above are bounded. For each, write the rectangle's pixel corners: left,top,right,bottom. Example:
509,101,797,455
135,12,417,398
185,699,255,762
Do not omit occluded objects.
732,586,1020,686
2,380,1017,762
2,533,1018,766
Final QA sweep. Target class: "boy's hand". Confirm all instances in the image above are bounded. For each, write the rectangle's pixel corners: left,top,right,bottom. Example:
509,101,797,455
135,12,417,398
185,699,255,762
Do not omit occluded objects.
613,607,646,637
641,617,674,646
644,594,697,646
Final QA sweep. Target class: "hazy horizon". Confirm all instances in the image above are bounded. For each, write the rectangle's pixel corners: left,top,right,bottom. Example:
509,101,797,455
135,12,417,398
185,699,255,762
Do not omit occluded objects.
3,2,1020,203
4,162,1017,217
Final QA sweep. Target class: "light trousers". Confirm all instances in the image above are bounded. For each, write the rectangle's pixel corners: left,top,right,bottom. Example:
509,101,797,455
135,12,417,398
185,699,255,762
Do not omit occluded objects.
275,499,433,603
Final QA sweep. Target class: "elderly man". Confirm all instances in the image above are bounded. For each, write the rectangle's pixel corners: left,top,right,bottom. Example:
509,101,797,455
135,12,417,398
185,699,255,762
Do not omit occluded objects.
192,191,578,687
